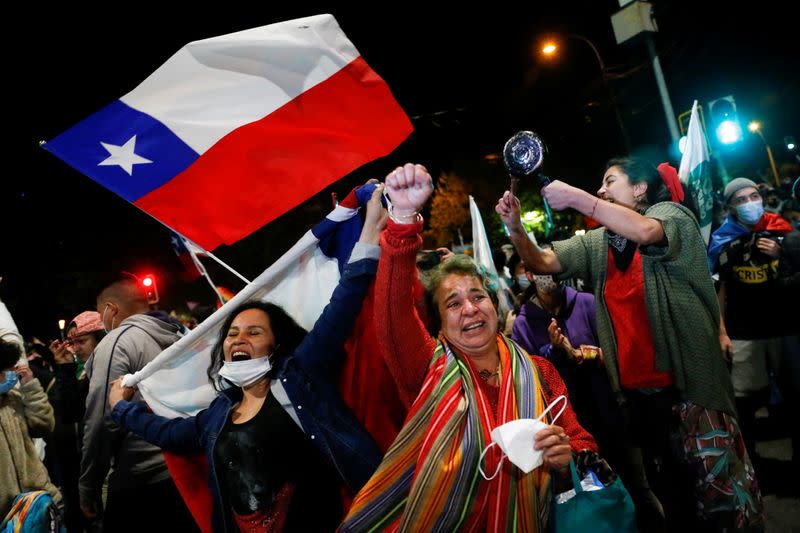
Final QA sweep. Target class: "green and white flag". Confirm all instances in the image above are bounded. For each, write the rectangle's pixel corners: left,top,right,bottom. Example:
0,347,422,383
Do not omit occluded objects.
678,100,714,243
469,195,513,319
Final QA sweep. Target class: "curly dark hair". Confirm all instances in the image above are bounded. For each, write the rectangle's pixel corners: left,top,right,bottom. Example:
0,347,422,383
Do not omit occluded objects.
207,301,308,391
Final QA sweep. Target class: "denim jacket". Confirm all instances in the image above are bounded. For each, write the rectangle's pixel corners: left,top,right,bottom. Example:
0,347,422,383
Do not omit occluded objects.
111,257,383,532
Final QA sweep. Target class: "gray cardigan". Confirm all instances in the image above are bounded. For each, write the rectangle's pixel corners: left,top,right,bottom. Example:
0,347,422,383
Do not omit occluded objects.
553,202,736,416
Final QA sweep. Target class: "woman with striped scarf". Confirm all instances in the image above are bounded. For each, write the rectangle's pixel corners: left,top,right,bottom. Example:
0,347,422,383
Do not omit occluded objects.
340,164,598,532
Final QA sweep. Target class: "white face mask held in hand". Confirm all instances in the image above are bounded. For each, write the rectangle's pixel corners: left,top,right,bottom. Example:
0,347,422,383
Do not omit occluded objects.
479,395,568,480
218,357,272,388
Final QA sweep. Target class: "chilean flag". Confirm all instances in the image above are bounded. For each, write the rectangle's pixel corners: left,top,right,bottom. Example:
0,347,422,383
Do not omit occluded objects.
43,14,412,250
121,182,405,531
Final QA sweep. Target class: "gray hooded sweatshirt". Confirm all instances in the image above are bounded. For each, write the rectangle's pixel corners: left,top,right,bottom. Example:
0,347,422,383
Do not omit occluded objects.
79,313,184,505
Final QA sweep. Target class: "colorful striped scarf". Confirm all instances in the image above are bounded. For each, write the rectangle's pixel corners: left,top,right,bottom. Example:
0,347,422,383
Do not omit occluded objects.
341,334,552,532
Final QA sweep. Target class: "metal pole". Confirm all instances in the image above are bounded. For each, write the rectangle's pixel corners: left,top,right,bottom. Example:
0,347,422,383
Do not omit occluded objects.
757,131,781,186
645,33,680,142
569,34,631,151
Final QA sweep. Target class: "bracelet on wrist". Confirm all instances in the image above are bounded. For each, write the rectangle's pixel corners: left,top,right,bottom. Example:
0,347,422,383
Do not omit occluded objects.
589,197,600,218
388,205,421,224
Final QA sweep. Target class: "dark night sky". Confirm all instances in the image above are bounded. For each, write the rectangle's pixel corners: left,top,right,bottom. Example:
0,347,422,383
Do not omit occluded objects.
4,1,798,339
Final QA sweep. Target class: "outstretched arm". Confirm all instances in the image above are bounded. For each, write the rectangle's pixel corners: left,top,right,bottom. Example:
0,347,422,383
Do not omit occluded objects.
295,185,387,372
541,181,665,245
496,191,563,274
109,379,206,453
375,164,438,407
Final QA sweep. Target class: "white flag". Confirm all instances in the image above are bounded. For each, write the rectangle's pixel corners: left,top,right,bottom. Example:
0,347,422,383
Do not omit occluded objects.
470,195,514,317
678,100,714,243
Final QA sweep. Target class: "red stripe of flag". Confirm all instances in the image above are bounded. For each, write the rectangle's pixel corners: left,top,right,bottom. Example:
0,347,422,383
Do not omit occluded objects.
136,56,412,250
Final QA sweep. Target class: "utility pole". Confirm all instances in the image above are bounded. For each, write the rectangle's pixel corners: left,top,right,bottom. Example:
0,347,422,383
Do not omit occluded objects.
611,1,680,143
645,33,679,142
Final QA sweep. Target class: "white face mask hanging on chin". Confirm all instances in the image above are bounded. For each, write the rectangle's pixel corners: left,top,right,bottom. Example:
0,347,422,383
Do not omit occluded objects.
478,395,568,480
218,357,272,388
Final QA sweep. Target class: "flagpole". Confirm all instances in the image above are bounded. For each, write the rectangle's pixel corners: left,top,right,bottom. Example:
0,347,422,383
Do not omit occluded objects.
199,249,251,285
182,240,227,303
147,214,255,286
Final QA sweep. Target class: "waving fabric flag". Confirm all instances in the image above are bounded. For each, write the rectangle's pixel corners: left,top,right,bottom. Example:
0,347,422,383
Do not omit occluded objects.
44,14,412,250
121,183,402,530
123,184,374,416
169,231,204,281
678,100,714,243
470,195,514,319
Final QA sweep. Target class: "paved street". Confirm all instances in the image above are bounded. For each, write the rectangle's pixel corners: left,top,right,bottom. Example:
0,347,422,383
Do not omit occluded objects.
755,408,799,532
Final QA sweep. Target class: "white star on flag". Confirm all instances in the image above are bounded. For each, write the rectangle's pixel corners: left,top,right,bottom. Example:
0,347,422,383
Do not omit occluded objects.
98,135,153,175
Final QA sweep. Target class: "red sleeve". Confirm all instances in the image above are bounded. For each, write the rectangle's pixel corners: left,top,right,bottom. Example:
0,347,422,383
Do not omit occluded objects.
533,355,598,453
375,218,438,408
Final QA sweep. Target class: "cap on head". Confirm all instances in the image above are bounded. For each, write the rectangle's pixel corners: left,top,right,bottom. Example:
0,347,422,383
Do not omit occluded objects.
69,311,104,337
724,177,758,205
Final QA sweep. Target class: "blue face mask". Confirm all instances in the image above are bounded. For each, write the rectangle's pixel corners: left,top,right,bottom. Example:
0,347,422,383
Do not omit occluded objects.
735,200,764,226
0,370,18,394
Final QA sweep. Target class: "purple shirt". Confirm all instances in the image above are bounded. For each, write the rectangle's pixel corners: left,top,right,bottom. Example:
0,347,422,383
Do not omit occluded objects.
511,286,598,360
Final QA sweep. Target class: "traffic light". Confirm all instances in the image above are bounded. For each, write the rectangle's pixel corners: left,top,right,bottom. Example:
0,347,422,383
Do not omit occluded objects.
708,95,742,145
141,274,159,305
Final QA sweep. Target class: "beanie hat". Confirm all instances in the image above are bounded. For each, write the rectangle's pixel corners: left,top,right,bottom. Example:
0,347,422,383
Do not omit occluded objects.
724,177,758,205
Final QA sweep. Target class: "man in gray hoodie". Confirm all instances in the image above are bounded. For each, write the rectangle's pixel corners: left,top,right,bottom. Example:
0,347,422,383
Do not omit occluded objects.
79,272,197,532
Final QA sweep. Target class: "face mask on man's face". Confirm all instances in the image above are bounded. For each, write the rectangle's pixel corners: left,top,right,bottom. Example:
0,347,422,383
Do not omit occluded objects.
516,275,531,290
735,200,764,226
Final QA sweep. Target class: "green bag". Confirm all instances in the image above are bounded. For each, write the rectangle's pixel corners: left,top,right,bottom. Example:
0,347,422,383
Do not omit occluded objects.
552,460,637,533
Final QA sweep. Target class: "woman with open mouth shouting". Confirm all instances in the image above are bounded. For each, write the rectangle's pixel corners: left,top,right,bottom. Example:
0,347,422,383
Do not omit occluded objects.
107,183,388,533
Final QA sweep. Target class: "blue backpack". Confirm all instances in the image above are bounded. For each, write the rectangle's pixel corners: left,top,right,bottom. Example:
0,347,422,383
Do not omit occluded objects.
1,491,63,533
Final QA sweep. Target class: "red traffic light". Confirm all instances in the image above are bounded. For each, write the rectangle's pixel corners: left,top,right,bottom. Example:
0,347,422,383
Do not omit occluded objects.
140,274,159,305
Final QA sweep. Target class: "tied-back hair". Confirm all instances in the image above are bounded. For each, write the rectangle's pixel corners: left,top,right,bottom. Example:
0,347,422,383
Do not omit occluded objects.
419,254,499,334
207,301,308,391
605,156,673,212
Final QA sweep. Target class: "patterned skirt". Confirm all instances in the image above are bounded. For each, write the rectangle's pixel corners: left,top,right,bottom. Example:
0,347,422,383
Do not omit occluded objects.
672,401,764,531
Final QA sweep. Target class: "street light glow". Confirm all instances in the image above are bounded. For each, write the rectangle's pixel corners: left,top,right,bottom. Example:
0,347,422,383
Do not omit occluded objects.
748,120,761,133
542,42,557,55
716,120,743,144
58,319,66,330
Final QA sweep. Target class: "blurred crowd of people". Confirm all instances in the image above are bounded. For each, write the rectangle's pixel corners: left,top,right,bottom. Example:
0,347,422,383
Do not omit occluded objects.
2,160,798,532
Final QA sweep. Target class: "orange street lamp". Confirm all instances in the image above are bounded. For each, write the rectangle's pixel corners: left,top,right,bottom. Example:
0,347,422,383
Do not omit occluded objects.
748,121,780,186
540,34,630,151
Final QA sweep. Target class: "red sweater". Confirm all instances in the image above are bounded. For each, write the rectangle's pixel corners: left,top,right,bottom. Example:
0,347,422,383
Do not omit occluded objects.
375,219,597,453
